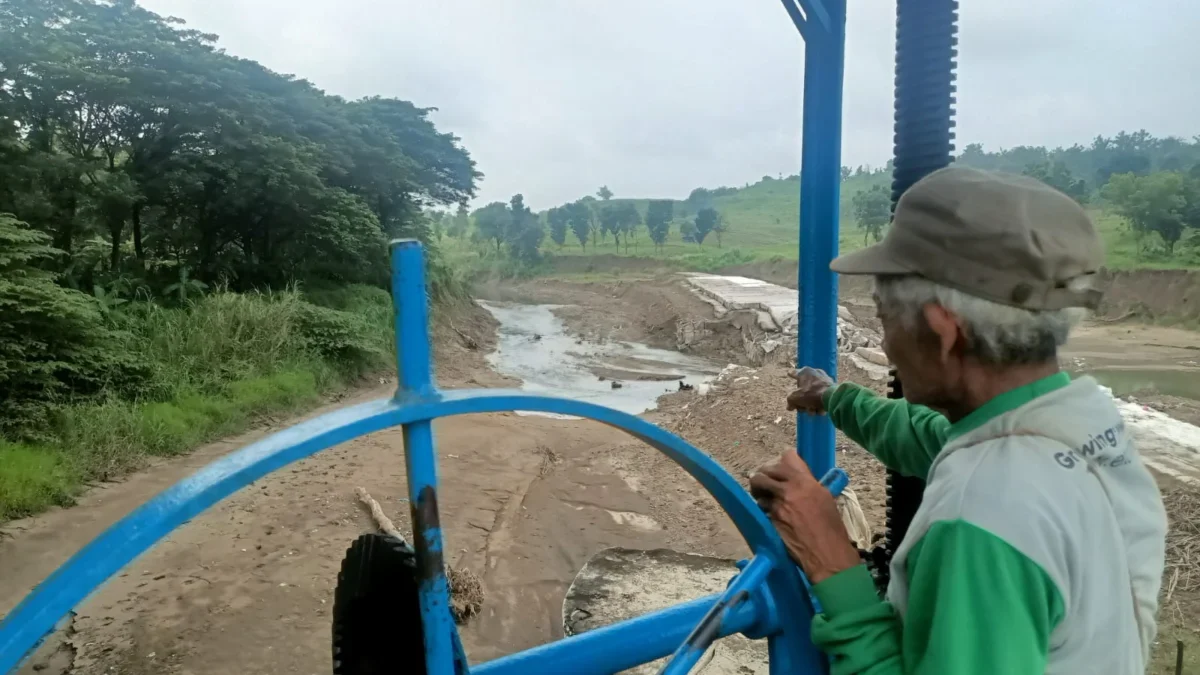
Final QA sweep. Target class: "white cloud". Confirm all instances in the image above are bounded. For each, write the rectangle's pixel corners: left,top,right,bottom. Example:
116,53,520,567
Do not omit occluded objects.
140,0,1200,209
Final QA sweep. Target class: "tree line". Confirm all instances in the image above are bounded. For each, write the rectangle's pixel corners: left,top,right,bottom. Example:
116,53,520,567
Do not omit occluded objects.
0,0,478,437
848,131,1200,261
452,185,730,265
1,0,477,296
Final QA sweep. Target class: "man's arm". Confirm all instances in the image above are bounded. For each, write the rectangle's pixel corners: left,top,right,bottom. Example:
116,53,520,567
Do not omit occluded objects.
809,519,1065,674
822,383,949,479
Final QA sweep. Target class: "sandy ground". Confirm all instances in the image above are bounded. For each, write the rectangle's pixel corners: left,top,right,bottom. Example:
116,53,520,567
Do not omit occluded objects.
2,275,1198,674
0,301,751,674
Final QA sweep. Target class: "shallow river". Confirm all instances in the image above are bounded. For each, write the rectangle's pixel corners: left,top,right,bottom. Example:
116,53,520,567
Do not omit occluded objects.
1085,366,1200,401
479,301,721,415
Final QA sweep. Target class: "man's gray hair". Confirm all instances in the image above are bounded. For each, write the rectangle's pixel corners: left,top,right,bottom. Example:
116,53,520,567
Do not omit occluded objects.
874,275,1091,366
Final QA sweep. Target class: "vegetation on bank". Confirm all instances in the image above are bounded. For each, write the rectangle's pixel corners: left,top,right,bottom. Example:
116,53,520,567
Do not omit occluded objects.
442,131,1200,276
0,274,398,520
0,0,475,520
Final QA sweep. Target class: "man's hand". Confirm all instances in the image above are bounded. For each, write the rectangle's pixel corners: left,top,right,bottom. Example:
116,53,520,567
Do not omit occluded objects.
786,367,835,415
749,451,861,584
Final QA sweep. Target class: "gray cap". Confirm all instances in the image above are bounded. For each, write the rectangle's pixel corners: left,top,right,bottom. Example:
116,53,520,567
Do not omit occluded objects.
831,166,1105,310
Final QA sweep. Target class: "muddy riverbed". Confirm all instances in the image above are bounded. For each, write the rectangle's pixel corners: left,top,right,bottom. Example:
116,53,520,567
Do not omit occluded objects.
1,297,752,675
480,301,720,416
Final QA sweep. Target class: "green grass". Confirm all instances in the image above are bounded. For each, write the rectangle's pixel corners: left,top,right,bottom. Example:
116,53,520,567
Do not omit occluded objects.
507,173,1200,273
0,443,79,520
0,284,395,522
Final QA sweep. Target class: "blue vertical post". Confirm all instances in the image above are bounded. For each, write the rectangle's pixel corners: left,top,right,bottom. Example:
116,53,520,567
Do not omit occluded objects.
390,239,456,675
793,0,846,479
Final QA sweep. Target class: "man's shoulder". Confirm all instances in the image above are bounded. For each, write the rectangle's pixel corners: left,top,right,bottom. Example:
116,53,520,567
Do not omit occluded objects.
926,436,1091,521
922,431,1126,590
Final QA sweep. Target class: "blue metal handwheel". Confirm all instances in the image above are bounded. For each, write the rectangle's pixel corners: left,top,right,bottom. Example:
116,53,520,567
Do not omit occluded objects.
0,0,920,670
0,241,830,675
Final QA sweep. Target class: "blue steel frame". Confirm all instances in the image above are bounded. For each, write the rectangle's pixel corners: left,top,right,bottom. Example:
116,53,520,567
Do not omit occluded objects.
0,2,847,673
790,0,846,480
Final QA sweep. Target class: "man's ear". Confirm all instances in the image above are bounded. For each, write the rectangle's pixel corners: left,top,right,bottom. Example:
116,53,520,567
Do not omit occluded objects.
921,303,961,363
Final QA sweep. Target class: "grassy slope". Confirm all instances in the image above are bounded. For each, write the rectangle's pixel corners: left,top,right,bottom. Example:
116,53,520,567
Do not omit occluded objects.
537,173,1200,272
0,285,395,522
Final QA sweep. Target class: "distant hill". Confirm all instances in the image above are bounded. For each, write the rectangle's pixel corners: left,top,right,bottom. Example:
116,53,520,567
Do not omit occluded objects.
523,131,1200,270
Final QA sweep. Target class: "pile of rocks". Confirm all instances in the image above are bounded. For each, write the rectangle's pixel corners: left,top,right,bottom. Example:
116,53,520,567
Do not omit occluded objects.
837,306,889,381
679,274,890,378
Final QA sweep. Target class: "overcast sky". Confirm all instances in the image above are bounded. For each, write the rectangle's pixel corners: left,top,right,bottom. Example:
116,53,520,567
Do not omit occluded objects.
139,0,1199,210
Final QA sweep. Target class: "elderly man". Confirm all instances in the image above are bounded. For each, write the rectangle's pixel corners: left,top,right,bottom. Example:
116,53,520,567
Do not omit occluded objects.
750,166,1167,674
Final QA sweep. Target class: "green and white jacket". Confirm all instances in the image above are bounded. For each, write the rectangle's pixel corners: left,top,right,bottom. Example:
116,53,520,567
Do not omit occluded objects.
811,373,1167,674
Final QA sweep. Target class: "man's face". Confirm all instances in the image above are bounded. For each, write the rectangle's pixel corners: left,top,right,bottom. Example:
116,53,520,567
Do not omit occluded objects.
874,293,960,411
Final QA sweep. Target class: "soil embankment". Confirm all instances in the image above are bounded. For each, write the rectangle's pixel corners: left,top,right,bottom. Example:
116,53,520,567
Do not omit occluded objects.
721,260,1200,325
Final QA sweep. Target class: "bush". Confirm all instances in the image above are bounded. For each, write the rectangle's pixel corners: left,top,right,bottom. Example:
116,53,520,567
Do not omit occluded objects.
0,257,395,519
0,216,151,437
297,303,390,374
45,369,321,481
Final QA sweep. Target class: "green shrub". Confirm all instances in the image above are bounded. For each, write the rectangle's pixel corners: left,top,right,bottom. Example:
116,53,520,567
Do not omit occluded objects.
51,369,324,485
0,216,151,436
125,289,307,391
296,303,390,374
0,221,396,522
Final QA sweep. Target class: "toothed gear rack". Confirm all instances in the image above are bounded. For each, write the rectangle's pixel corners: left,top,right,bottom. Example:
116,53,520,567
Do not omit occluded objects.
0,0,958,672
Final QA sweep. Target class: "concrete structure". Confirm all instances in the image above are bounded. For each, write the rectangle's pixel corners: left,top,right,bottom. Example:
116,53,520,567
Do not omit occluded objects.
683,274,889,380
563,548,768,675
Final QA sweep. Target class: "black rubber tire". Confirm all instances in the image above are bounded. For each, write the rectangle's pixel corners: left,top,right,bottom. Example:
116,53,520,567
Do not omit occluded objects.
332,533,425,675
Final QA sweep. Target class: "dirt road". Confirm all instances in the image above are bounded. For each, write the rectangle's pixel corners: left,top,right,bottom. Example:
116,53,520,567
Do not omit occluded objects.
3,273,1198,674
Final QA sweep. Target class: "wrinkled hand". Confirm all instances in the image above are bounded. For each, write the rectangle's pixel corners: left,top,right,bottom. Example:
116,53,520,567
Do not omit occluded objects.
786,367,835,415
749,451,860,584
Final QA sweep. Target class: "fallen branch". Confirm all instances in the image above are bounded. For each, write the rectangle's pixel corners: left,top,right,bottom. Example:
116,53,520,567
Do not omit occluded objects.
354,486,485,624
1099,310,1138,324
355,487,407,544
448,321,479,350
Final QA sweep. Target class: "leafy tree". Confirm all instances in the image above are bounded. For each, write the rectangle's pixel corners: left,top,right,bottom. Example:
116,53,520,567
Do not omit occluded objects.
711,212,728,247
566,201,592,249
686,188,714,212
599,205,622,248
1096,151,1151,186
693,207,719,246
473,202,512,253
504,194,543,262
680,220,698,244
646,200,674,252
953,130,1199,196
614,202,641,252
576,196,600,246
547,206,569,248
0,0,478,293
1102,172,1190,256
447,203,470,238
510,194,532,224
851,184,891,244
1022,160,1088,203
597,186,613,201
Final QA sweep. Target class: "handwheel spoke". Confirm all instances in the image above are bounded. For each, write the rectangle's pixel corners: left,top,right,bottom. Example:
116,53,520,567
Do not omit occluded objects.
656,555,774,675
